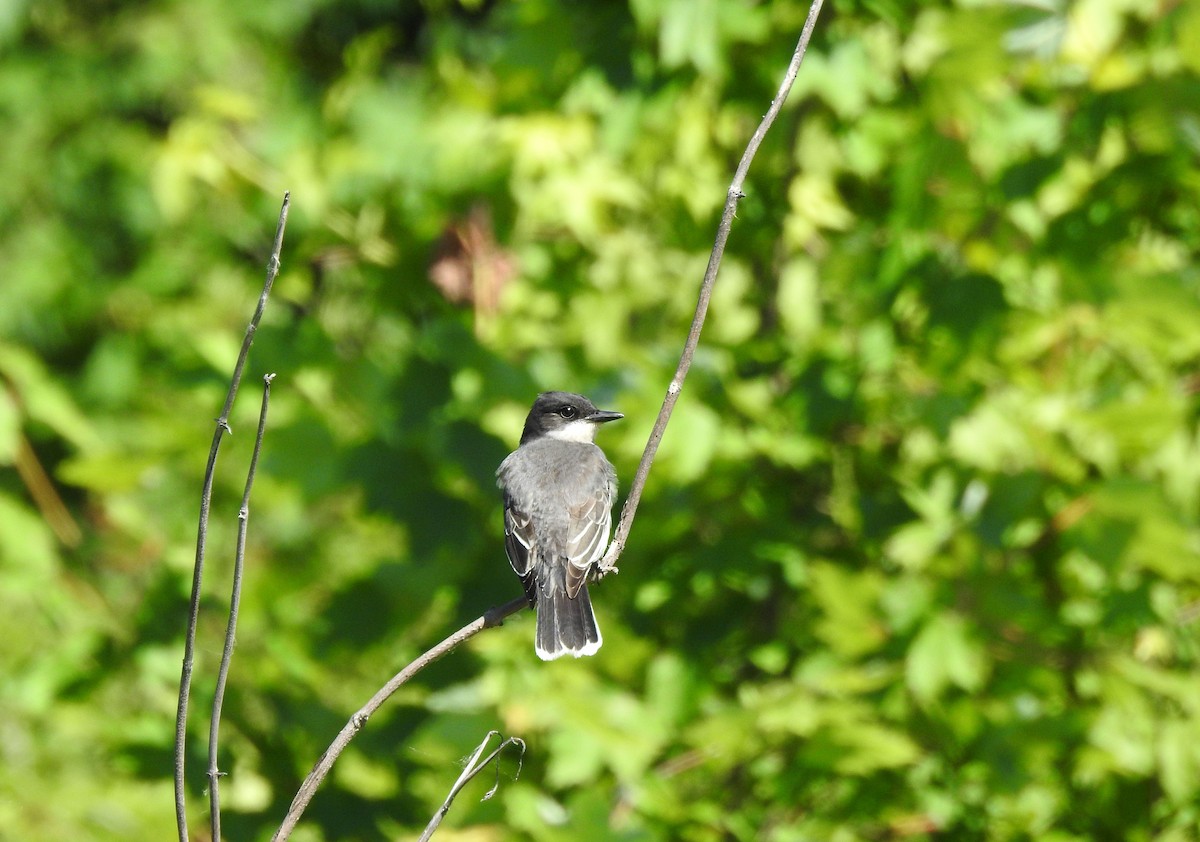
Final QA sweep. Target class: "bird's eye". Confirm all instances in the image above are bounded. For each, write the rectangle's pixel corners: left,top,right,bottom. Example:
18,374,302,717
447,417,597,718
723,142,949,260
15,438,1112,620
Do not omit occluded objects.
558,406,578,419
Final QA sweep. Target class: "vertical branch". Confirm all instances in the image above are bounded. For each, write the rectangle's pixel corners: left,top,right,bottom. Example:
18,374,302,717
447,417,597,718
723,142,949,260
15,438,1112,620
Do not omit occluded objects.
207,373,277,842
598,1,824,574
175,193,290,842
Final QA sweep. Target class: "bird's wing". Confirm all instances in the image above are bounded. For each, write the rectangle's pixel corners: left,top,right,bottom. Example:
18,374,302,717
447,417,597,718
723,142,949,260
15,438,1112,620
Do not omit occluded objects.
564,484,613,599
503,497,537,603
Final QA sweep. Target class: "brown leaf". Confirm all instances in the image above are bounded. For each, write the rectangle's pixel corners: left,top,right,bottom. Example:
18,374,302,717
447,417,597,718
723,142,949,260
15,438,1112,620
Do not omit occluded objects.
428,204,517,322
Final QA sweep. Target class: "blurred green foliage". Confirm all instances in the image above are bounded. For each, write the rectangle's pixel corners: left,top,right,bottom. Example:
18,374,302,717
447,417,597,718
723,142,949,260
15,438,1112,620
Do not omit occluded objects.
2,0,1199,839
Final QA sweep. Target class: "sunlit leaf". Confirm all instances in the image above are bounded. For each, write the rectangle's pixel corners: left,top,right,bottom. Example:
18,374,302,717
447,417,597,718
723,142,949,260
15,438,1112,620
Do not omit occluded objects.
906,612,990,704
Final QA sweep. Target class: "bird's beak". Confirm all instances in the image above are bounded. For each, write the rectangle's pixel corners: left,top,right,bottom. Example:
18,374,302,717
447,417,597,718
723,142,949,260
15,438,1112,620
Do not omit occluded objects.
587,409,623,424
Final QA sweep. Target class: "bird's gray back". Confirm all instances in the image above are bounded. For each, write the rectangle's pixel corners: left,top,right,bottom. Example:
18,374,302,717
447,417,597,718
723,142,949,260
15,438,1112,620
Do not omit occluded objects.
498,439,616,536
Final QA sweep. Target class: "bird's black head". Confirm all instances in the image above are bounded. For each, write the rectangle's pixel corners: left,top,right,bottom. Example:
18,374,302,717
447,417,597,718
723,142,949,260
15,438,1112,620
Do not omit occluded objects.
519,391,623,445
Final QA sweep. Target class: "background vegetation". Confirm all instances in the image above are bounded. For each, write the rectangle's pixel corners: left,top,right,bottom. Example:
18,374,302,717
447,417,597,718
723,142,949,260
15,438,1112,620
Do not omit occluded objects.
2,0,1199,839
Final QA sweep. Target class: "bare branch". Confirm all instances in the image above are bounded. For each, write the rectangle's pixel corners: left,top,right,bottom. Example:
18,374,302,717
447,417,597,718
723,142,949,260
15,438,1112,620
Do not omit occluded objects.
175,193,290,842
417,731,527,842
598,0,824,575
271,595,528,842
207,373,276,841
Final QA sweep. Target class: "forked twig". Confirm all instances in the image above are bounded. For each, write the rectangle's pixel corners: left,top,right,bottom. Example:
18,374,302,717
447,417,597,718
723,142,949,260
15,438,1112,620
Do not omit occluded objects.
417,731,527,842
207,373,277,841
174,193,290,842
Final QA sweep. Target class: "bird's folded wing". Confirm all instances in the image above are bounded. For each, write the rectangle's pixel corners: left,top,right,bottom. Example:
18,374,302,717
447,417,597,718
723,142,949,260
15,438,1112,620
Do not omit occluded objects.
504,501,535,580
565,490,612,598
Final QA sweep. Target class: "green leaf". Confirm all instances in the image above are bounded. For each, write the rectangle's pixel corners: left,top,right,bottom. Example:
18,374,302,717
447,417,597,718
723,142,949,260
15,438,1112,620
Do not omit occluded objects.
1158,719,1200,804
0,389,19,463
0,344,97,450
808,562,886,657
906,612,990,704
830,721,922,774
777,258,821,347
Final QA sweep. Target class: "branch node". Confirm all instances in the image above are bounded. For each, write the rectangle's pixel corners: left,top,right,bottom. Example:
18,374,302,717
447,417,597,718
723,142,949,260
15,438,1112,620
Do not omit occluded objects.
483,595,529,627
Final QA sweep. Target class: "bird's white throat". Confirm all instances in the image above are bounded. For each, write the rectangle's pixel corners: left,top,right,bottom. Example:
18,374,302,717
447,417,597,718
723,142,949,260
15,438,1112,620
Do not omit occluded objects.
544,419,599,443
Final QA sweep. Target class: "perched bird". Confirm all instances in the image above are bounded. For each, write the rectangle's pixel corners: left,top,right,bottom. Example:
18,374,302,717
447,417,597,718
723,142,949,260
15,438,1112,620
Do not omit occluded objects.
497,391,622,660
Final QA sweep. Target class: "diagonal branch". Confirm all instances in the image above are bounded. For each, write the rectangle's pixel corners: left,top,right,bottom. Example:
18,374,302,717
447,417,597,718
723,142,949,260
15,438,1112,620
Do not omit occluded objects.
174,192,290,842
207,373,277,841
271,596,528,842
598,0,824,574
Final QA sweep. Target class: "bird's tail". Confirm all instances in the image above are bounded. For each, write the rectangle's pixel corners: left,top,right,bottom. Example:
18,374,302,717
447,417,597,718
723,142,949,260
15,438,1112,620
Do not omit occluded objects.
535,584,602,661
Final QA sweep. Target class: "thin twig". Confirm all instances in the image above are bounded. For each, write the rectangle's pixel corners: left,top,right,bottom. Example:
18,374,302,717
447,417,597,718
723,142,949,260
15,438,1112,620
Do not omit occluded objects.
175,193,290,842
417,731,527,842
271,596,528,842
207,373,276,841
598,1,824,574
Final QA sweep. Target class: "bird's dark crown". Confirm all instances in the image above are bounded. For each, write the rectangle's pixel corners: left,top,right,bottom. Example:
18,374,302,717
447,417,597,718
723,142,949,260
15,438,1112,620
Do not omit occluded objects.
519,391,621,445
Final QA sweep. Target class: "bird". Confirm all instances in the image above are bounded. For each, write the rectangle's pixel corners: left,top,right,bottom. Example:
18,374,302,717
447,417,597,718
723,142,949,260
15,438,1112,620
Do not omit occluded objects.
496,391,622,660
